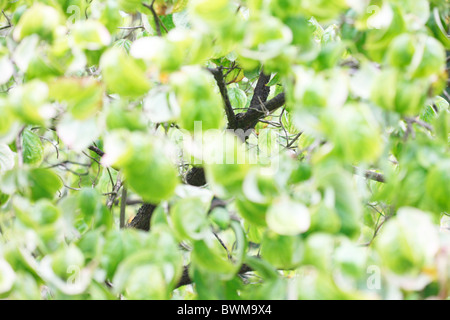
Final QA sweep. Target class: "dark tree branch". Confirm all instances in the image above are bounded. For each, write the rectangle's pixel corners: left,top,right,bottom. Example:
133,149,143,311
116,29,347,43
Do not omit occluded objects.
249,71,271,109
127,203,157,231
88,145,105,157
185,166,207,186
208,67,238,129
352,166,386,183
142,1,161,36
237,92,286,131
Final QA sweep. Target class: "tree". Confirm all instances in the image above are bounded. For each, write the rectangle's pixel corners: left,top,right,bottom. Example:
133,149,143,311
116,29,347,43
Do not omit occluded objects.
0,0,449,300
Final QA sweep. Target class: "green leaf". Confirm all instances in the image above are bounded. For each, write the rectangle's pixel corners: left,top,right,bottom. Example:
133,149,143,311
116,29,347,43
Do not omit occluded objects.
116,262,169,300
8,80,50,125
101,229,146,279
260,231,304,269
143,86,180,123
190,266,242,300
170,197,209,241
228,87,247,109
28,168,62,201
30,199,61,226
315,165,363,238
0,55,13,85
100,47,151,98
71,21,111,50
0,144,14,173
49,77,104,120
333,240,367,278
303,233,335,271
105,101,147,131
243,255,278,280
21,130,44,166
12,3,64,42
0,99,15,136
374,207,439,276
170,66,225,132
0,259,16,294
191,238,236,279
209,206,230,230
104,132,179,204
266,196,310,236
77,188,101,220
50,244,84,280
56,114,101,152
203,131,252,197
425,160,450,213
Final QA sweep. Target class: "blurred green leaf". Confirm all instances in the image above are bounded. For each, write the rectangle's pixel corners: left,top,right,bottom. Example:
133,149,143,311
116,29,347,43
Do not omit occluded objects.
21,130,44,166
28,168,62,201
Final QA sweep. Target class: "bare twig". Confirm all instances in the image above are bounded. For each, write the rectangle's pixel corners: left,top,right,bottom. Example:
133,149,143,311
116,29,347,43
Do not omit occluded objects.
118,26,145,30
212,230,232,260
106,174,122,209
352,166,386,183
88,145,105,157
285,132,303,149
404,116,434,133
120,186,128,229
0,10,11,30
16,126,26,168
64,185,82,191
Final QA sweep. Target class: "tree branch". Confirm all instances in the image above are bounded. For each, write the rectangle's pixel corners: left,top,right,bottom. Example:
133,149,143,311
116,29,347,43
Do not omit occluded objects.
237,92,286,131
185,166,206,186
142,1,161,37
120,186,128,229
208,67,237,129
16,126,26,168
0,10,11,31
88,145,105,157
249,71,271,109
352,166,386,183
127,203,157,231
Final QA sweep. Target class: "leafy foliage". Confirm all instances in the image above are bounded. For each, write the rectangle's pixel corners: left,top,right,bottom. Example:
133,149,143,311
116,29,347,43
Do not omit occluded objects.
0,0,449,300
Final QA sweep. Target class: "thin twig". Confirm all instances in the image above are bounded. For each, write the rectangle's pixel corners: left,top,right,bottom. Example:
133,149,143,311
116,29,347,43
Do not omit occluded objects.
353,166,386,183
285,132,303,149
16,126,26,168
279,108,289,147
118,26,145,30
107,174,122,209
64,185,82,191
120,186,128,229
106,167,115,190
404,116,434,132
40,136,60,159
212,230,232,260
0,10,11,30
88,145,105,157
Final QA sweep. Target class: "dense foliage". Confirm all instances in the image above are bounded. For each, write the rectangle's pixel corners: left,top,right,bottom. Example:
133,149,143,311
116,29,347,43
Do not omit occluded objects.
0,0,449,300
